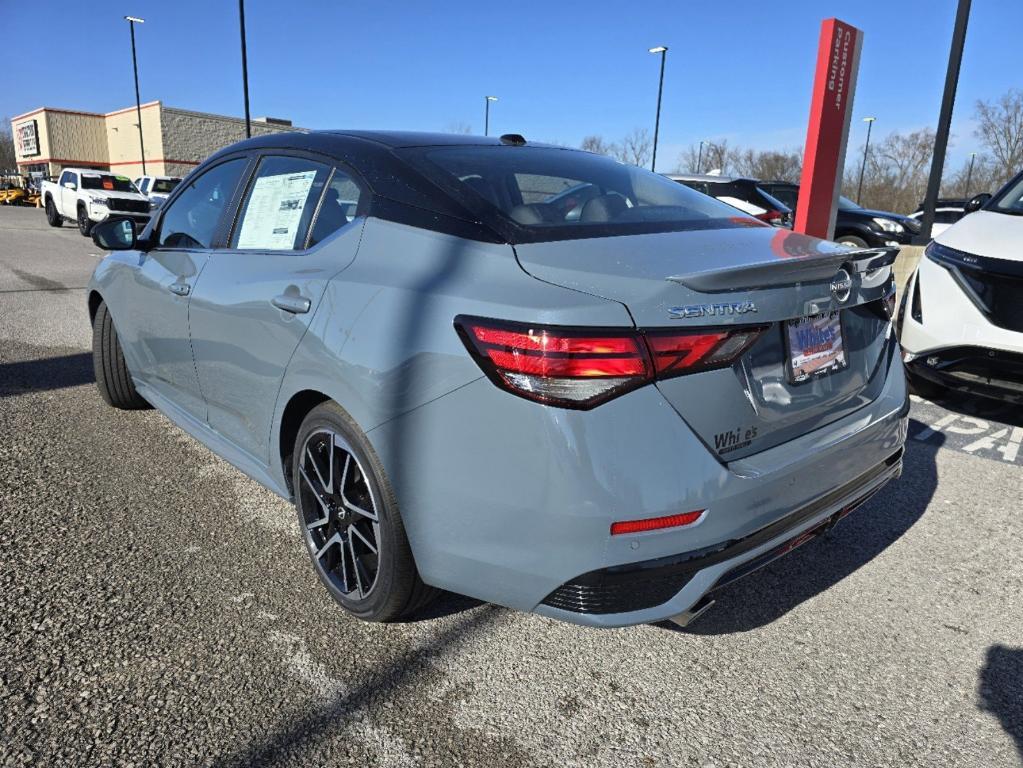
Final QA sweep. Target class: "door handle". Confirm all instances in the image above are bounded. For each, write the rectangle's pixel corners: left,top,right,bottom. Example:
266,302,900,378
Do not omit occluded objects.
271,294,311,314
168,281,190,296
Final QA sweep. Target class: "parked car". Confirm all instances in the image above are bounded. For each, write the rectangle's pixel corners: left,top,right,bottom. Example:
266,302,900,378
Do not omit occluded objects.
898,177,1023,404
667,174,793,226
133,174,183,207
907,198,967,238
86,131,907,627
759,181,920,247
41,169,152,235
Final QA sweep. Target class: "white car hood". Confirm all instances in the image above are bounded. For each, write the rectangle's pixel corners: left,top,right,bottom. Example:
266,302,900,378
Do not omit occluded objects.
937,210,1023,263
85,188,148,202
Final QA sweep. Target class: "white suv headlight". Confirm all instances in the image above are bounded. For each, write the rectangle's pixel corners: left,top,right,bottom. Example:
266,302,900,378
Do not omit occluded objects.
872,217,904,234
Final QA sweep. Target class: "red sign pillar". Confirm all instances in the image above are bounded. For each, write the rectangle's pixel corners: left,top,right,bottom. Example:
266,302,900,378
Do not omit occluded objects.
795,18,864,240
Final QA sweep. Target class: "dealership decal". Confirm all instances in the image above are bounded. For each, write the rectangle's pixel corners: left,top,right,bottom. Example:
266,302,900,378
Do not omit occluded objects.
714,425,758,455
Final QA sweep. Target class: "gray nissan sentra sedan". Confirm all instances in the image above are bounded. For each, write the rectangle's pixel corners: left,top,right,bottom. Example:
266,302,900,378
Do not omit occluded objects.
86,131,908,627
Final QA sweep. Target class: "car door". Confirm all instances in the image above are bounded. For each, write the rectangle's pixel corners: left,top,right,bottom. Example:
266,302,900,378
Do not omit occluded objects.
188,153,367,462
117,156,250,421
59,171,77,215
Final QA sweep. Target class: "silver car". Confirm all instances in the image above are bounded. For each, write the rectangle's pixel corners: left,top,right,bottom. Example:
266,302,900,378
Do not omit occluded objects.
87,131,908,627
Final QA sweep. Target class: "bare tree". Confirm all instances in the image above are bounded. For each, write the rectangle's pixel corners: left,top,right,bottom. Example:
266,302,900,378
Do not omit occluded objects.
974,89,1023,186
580,135,614,156
613,128,653,168
843,128,936,213
444,121,473,135
0,119,16,174
733,149,802,182
701,140,735,175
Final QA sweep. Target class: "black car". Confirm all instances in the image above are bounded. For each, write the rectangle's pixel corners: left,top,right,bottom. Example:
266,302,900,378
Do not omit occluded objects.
759,181,920,247
667,174,793,227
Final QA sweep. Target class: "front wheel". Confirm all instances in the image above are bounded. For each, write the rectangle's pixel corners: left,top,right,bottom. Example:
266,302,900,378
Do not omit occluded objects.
77,206,93,236
92,301,150,410
836,234,868,248
292,402,437,622
45,198,62,227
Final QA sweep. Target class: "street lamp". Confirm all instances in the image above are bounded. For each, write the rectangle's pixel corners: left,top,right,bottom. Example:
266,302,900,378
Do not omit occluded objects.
239,0,251,138
697,139,704,174
484,96,498,137
648,46,668,172
965,151,977,198
124,16,146,175
856,116,876,205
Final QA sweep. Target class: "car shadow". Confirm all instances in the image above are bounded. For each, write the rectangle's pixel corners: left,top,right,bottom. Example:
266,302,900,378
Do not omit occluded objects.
978,645,1023,763
0,352,93,397
668,423,942,635
921,389,1023,428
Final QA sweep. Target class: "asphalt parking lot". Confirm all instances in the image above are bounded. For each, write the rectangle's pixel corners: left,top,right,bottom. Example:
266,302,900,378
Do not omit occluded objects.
1,205,1020,767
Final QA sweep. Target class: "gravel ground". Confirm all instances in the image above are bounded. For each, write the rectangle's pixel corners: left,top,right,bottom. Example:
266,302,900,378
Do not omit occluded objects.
1,206,1020,767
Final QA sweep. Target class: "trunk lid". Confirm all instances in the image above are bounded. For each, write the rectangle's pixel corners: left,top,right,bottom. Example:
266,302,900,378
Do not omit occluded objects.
514,227,897,460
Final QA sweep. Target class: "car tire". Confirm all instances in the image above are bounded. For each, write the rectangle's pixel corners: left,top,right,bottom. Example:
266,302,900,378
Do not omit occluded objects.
836,235,868,248
292,401,438,622
45,198,62,227
77,205,93,236
92,300,150,410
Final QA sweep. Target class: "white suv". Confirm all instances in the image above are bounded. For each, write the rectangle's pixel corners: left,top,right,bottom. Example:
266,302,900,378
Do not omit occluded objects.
134,175,183,207
898,173,1023,404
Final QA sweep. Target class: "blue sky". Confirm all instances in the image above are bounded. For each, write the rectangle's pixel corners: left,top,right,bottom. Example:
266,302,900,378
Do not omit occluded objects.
5,0,1020,170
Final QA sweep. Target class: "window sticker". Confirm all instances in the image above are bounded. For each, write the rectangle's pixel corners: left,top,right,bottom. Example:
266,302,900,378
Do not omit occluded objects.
102,179,114,190
236,170,317,249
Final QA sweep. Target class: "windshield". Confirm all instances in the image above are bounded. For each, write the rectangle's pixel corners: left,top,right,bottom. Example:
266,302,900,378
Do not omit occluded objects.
989,172,1023,215
837,196,861,210
151,178,181,194
406,145,768,242
80,174,137,193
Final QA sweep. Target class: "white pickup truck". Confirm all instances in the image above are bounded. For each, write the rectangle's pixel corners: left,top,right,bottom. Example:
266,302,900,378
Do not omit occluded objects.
41,168,153,236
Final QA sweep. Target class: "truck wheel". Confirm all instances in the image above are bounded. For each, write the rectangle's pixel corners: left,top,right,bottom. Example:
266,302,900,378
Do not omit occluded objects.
77,205,93,236
45,198,62,227
92,300,150,410
836,235,868,248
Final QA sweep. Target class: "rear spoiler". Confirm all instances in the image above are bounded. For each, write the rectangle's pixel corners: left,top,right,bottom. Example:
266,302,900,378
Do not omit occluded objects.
666,247,898,293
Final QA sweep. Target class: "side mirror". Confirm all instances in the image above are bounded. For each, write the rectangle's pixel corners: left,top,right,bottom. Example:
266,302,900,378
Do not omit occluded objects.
964,192,991,213
91,217,138,251
63,181,77,191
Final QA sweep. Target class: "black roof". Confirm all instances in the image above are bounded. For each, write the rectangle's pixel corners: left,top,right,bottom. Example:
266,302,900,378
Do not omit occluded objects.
321,130,513,148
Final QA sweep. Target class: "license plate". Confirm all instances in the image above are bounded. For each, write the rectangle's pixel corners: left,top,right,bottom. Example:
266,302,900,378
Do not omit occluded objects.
786,312,847,383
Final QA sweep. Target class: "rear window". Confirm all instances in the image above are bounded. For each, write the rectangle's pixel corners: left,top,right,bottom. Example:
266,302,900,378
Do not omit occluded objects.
151,178,181,194
81,174,136,193
405,146,765,242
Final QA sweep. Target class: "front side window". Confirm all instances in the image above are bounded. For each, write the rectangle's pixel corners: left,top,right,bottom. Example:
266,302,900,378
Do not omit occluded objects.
406,146,756,242
231,156,331,250
59,171,73,187
158,158,247,249
138,178,150,194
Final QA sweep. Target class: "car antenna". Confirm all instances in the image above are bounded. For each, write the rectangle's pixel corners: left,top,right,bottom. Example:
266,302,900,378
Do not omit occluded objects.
499,133,526,146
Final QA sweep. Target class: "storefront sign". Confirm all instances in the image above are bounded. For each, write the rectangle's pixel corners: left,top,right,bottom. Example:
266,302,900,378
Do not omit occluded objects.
795,18,863,240
17,120,40,157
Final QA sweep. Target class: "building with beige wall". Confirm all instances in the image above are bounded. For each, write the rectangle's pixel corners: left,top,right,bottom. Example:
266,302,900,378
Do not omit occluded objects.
11,101,298,180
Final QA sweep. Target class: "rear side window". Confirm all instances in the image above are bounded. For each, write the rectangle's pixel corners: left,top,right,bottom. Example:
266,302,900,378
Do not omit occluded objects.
231,156,331,250
408,146,754,243
158,158,247,249
308,168,364,247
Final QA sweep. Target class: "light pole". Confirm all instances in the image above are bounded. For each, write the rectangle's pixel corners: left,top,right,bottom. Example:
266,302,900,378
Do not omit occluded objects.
484,96,498,136
918,0,972,243
239,0,251,138
124,16,146,175
856,116,876,205
696,140,704,174
649,46,668,172
965,151,977,198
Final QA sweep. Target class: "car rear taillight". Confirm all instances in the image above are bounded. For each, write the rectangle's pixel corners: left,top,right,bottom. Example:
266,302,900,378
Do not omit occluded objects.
455,316,766,409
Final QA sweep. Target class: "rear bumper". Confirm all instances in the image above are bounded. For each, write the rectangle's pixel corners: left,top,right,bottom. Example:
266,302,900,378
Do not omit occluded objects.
539,448,902,623
368,339,908,627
